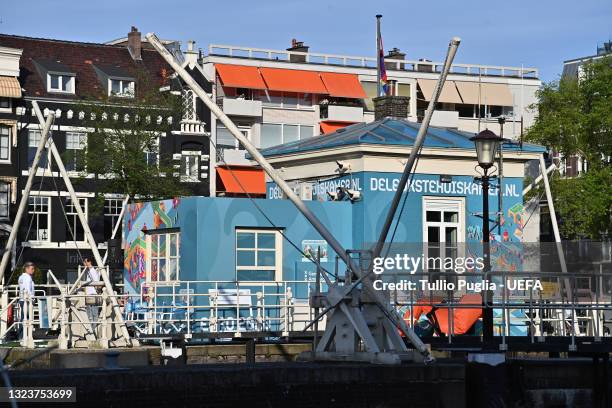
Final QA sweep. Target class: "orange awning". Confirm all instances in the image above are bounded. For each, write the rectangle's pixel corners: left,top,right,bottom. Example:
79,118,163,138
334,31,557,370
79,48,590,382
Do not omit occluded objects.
216,165,266,195
216,64,267,90
320,72,367,98
0,76,21,98
320,121,355,134
259,67,328,94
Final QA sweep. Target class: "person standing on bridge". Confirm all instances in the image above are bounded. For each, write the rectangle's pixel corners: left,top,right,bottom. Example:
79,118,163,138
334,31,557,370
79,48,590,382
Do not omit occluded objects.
83,257,101,333
17,261,35,342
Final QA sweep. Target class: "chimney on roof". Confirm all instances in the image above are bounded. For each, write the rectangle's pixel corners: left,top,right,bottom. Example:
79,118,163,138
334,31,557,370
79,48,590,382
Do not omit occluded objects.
385,47,406,70
287,39,309,63
373,95,410,121
416,58,433,73
184,40,198,66
127,26,142,61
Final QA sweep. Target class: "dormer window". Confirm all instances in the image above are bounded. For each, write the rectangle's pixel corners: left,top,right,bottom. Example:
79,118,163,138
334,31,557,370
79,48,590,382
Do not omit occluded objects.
48,73,75,93
109,78,135,97
93,64,136,99
33,59,76,95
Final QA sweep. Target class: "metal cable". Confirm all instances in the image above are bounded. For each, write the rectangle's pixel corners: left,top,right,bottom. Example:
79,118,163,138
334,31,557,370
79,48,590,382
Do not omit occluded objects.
522,188,547,229
48,159,86,266
9,133,50,284
383,144,424,258
211,139,336,279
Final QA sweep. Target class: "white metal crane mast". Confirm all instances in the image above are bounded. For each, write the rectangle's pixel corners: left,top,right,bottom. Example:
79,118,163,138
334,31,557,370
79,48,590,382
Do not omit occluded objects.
147,32,460,363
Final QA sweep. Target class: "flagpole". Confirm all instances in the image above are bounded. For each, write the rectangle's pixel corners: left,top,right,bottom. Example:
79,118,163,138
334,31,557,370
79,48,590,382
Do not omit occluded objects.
376,14,382,97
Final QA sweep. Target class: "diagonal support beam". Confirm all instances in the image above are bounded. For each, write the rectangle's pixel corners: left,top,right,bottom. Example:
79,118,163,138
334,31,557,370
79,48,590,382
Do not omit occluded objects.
31,102,133,347
102,194,130,265
0,114,55,283
147,32,433,360
523,163,558,196
373,37,461,260
539,155,572,301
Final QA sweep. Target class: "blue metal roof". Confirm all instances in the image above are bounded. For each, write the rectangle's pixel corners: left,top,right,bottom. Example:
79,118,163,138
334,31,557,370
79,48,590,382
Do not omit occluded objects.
257,118,546,157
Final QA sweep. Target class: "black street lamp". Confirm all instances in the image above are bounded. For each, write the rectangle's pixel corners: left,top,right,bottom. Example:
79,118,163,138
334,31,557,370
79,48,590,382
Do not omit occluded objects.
470,129,503,346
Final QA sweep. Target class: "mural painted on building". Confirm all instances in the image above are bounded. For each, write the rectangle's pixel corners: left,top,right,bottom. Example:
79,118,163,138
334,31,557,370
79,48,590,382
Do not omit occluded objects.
124,198,181,295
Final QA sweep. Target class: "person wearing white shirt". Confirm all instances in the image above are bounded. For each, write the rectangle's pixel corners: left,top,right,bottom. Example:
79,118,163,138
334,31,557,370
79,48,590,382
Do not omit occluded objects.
83,257,101,332
17,261,35,340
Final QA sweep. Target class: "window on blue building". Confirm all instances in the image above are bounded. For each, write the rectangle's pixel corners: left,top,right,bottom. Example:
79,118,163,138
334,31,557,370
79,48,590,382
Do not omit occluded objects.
235,229,282,282
147,231,180,283
423,197,464,244
423,197,464,283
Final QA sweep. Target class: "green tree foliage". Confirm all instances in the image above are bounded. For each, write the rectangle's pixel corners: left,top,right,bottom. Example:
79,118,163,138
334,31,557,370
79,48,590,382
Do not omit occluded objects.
525,56,611,239
549,167,612,239
71,72,188,212
526,56,612,166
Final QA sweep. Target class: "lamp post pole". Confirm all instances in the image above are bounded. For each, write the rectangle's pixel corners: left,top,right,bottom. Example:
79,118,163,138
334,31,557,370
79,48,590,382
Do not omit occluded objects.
470,128,503,348
481,168,493,344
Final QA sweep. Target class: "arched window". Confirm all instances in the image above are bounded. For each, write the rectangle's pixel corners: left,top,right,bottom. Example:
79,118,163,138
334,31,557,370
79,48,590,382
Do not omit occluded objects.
182,88,196,121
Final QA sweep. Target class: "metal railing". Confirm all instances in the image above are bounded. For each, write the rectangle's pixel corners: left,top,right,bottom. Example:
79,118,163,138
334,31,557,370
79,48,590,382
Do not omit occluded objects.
1,271,611,349
130,280,320,338
389,270,612,350
208,44,539,79
0,278,324,347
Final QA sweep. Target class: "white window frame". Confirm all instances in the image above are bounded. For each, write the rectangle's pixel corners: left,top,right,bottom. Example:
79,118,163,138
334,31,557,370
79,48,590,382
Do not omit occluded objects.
422,196,465,243
260,123,314,149
28,129,52,171
104,197,124,238
0,97,11,113
47,73,75,94
0,126,10,163
27,196,51,243
0,182,9,219
235,228,283,282
143,137,159,168
65,197,88,243
180,151,200,183
108,78,135,98
146,231,180,284
216,124,250,150
65,131,87,173
182,88,197,121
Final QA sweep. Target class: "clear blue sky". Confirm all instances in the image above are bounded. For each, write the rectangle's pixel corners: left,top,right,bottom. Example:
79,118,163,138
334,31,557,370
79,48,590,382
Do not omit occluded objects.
1,0,610,82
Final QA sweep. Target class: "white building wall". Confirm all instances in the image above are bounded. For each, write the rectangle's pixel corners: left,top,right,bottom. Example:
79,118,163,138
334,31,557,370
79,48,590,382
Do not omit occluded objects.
262,107,319,126
204,45,542,180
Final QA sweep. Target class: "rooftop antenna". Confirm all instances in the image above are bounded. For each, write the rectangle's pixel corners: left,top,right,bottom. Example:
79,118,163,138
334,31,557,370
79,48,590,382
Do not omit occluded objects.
147,32,460,364
478,68,482,132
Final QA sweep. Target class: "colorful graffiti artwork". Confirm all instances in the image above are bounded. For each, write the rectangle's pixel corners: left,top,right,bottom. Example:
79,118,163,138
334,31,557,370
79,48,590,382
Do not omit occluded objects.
467,225,483,241
507,202,527,241
123,198,181,295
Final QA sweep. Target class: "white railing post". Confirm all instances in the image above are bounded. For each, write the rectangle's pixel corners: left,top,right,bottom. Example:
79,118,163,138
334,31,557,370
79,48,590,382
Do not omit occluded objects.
22,292,34,348
256,291,263,331
59,287,68,349
211,282,218,333
186,281,191,338
0,290,8,339
235,281,240,334
100,285,109,348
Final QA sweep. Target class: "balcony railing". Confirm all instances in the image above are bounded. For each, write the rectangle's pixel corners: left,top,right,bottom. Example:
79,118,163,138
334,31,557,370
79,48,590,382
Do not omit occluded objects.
320,104,364,122
209,44,539,79
219,97,263,117
180,119,207,134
